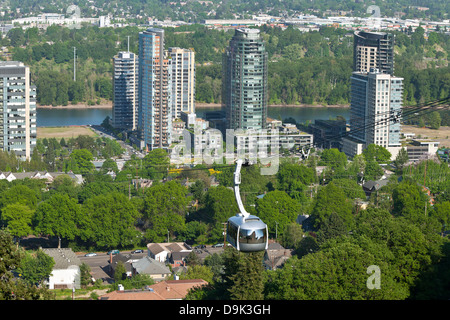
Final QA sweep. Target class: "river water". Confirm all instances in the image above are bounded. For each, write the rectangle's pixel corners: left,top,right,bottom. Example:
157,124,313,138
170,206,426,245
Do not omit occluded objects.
36,106,350,127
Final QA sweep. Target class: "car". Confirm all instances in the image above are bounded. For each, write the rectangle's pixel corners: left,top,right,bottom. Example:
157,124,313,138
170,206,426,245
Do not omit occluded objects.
195,245,206,249
212,243,224,248
131,249,144,254
107,250,120,255
85,252,97,257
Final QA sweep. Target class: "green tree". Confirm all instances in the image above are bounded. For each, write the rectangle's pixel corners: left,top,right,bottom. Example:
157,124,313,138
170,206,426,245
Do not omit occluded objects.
33,193,82,248
364,160,384,181
141,148,170,180
316,212,348,244
276,162,315,202
0,184,38,210
69,148,94,175
331,178,366,199
428,111,441,130
310,182,354,231
80,263,93,288
1,203,34,242
179,264,214,284
7,28,25,47
80,192,140,249
17,250,55,286
225,249,265,300
142,181,189,243
431,201,450,233
264,241,409,300
256,190,301,238
47,174,81,200
280,222,304,249
363,144,392,164
394,147,409,172
0,229,54,300
294,235,320,258
354,207,442,287
392,181,427,224
101,158,119,174
319,148,347,170
203,186,238,226
114,261,127,282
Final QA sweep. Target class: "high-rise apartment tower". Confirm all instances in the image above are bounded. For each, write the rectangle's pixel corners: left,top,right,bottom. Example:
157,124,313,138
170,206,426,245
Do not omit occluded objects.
0,61,36,160
168,47,195,119
113,51,138,131
353,31,394,75
223,28,268,130
138,28,172,151
343,69,403,159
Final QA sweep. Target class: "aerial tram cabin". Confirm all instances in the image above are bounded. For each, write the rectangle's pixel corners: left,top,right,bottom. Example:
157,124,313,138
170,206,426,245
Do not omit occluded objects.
226,159,269,253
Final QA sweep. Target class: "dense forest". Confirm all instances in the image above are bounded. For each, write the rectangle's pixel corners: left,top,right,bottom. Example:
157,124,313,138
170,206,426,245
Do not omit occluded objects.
1,138,449,299
4,23,450,116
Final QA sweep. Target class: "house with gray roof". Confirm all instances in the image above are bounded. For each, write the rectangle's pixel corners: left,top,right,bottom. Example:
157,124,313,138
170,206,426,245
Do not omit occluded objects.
263,242,292,270
362,179,389,198
132,256,171,281
109,253,137,278
42,248,81,289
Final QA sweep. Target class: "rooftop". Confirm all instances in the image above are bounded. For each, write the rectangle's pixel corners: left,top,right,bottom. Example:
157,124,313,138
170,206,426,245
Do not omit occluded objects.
42,248,81,269
99,279,208,300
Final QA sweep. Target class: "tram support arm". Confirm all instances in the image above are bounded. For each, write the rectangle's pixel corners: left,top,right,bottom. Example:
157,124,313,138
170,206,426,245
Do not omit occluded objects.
234,159,250,218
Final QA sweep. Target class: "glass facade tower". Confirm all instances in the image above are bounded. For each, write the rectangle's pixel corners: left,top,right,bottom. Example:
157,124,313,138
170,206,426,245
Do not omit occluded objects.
223,28,268,130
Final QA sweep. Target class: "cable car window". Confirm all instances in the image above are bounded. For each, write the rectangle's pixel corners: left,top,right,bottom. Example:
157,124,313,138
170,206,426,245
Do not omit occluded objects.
227,222,238,244
239,228,266,244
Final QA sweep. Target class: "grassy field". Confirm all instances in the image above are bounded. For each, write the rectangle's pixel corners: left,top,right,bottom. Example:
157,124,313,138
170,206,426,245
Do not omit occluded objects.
37,126,98,140
402,125,450,148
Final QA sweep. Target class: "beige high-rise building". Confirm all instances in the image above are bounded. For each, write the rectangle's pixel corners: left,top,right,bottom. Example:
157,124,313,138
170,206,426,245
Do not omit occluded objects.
138,28,172,151
0,61,36,160
168,47,195,120
353,31,394,76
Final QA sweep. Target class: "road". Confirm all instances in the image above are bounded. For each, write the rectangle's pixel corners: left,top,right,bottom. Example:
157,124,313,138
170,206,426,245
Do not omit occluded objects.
89,124,145,159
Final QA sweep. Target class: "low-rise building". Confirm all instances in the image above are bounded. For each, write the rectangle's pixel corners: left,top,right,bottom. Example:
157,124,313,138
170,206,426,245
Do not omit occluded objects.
147,242,192,263
131,256,171,281
99,279,208,300
406,139,440,162
0,171,83,185
108,253,137,278
42,248,81,290
263,242,292,270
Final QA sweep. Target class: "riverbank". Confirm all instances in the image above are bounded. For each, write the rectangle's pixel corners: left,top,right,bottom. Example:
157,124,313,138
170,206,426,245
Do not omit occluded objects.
37,102,113,109
196,103,350,108
37,102,350,109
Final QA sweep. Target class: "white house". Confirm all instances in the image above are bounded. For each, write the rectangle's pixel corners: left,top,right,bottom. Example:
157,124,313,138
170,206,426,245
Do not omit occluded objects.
147,242,191,263
42,248,81,290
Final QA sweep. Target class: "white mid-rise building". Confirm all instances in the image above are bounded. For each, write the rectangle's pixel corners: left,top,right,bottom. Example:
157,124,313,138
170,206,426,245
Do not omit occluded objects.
0,61,36,160
343,69,403,159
